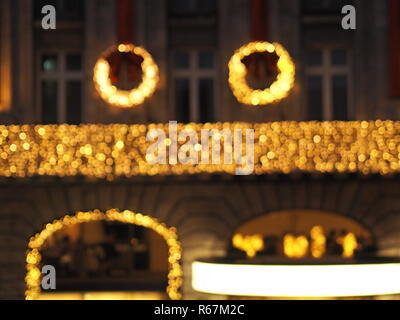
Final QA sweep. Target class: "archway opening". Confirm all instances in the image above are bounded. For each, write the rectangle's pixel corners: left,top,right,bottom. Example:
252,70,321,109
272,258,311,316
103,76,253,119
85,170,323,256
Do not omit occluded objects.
230,210,375,259
25,209,182,300
192,210,400,300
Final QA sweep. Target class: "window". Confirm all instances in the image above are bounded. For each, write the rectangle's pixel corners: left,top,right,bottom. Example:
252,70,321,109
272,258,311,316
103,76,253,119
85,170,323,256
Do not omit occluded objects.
33,0,84,21
39,220,170,298
305,48,351,121
302,0,353,15
168,0,217,17
171,50,216,123
38,53,83,124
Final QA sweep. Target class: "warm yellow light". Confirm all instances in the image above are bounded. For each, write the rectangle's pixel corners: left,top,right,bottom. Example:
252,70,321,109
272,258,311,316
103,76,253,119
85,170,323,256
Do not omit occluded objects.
0,121,398,178
338,233,358,258
232,234,264,258
118,44,127,52
93,44,159,108
283,234,309,259
25,209,182,300
228,41,295,106
37,291,166,300
192,261,400,297
310,226,326,258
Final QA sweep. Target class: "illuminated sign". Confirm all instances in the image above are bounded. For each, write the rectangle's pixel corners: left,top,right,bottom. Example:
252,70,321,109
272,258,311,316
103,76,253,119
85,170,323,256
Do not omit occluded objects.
192,261,400,298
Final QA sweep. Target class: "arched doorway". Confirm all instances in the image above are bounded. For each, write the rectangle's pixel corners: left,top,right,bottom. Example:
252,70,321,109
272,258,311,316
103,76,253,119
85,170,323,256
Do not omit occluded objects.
230,210,374,259
25,209,183,300
192,210,400,299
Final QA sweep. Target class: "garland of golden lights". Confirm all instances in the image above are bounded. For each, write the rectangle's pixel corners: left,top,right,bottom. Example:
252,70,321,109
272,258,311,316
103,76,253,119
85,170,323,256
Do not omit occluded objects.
93,44,159,108
0,121,399,178
25,209,183,300
229,42,295,106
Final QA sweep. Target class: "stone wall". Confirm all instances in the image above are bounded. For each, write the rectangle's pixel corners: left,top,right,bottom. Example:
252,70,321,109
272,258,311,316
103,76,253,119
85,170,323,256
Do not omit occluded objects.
0,174,399,299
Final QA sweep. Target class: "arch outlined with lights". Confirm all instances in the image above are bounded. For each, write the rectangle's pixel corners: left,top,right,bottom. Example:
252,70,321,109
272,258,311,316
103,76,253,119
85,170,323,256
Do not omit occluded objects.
25,209,183,300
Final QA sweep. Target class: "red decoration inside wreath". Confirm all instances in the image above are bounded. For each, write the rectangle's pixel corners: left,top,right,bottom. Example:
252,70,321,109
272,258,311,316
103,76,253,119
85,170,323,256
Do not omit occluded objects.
107,51,144,85
243,0,279,89
107,0,143,86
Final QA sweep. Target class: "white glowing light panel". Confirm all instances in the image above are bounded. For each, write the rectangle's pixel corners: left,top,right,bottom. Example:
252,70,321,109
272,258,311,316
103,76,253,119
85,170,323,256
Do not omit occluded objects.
192,261,400,297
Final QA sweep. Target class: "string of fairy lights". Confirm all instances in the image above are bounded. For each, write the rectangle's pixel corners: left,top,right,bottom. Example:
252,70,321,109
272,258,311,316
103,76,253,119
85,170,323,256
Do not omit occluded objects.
25,209,183,300
0,121,399,178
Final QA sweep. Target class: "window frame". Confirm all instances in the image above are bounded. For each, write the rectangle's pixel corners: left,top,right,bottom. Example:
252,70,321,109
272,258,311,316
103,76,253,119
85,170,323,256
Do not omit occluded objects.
33,0,85,21
36,51,84,124
305,47,353,121
170,49,217,123
168,0,217,18
302,0,354,15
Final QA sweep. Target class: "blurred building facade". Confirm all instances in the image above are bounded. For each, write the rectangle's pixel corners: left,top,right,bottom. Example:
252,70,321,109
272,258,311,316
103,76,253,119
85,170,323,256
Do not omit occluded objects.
1,0,400,299
2,0,400,124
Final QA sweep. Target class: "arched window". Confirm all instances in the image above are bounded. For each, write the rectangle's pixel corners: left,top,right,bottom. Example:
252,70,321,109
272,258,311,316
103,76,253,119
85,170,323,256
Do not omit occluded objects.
230,210,374,259
25,210,182,300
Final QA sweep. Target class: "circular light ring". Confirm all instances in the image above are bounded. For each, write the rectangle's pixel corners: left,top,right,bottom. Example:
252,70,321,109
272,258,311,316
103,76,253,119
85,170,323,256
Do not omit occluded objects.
192,261,400,298
228,41,295,106
25,209,183,300
93,44,159,108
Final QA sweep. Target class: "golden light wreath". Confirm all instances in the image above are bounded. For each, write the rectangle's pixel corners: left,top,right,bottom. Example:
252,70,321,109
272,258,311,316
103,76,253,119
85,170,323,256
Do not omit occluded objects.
93,44,159,108
228,41,295,106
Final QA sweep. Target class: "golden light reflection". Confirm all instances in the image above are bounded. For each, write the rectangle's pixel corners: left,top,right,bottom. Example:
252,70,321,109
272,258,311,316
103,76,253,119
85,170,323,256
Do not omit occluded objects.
37,291,166,300
310,226,326,258
236,225,360,260
25,209,183,300
232,234,264,258
283,235,309,259
338,233,359,258
0,121,399,178
228,42,295,106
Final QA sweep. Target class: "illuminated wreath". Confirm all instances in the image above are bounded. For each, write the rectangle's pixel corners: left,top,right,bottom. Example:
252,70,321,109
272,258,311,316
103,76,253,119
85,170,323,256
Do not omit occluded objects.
228,41,295,106
94,44,159,108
